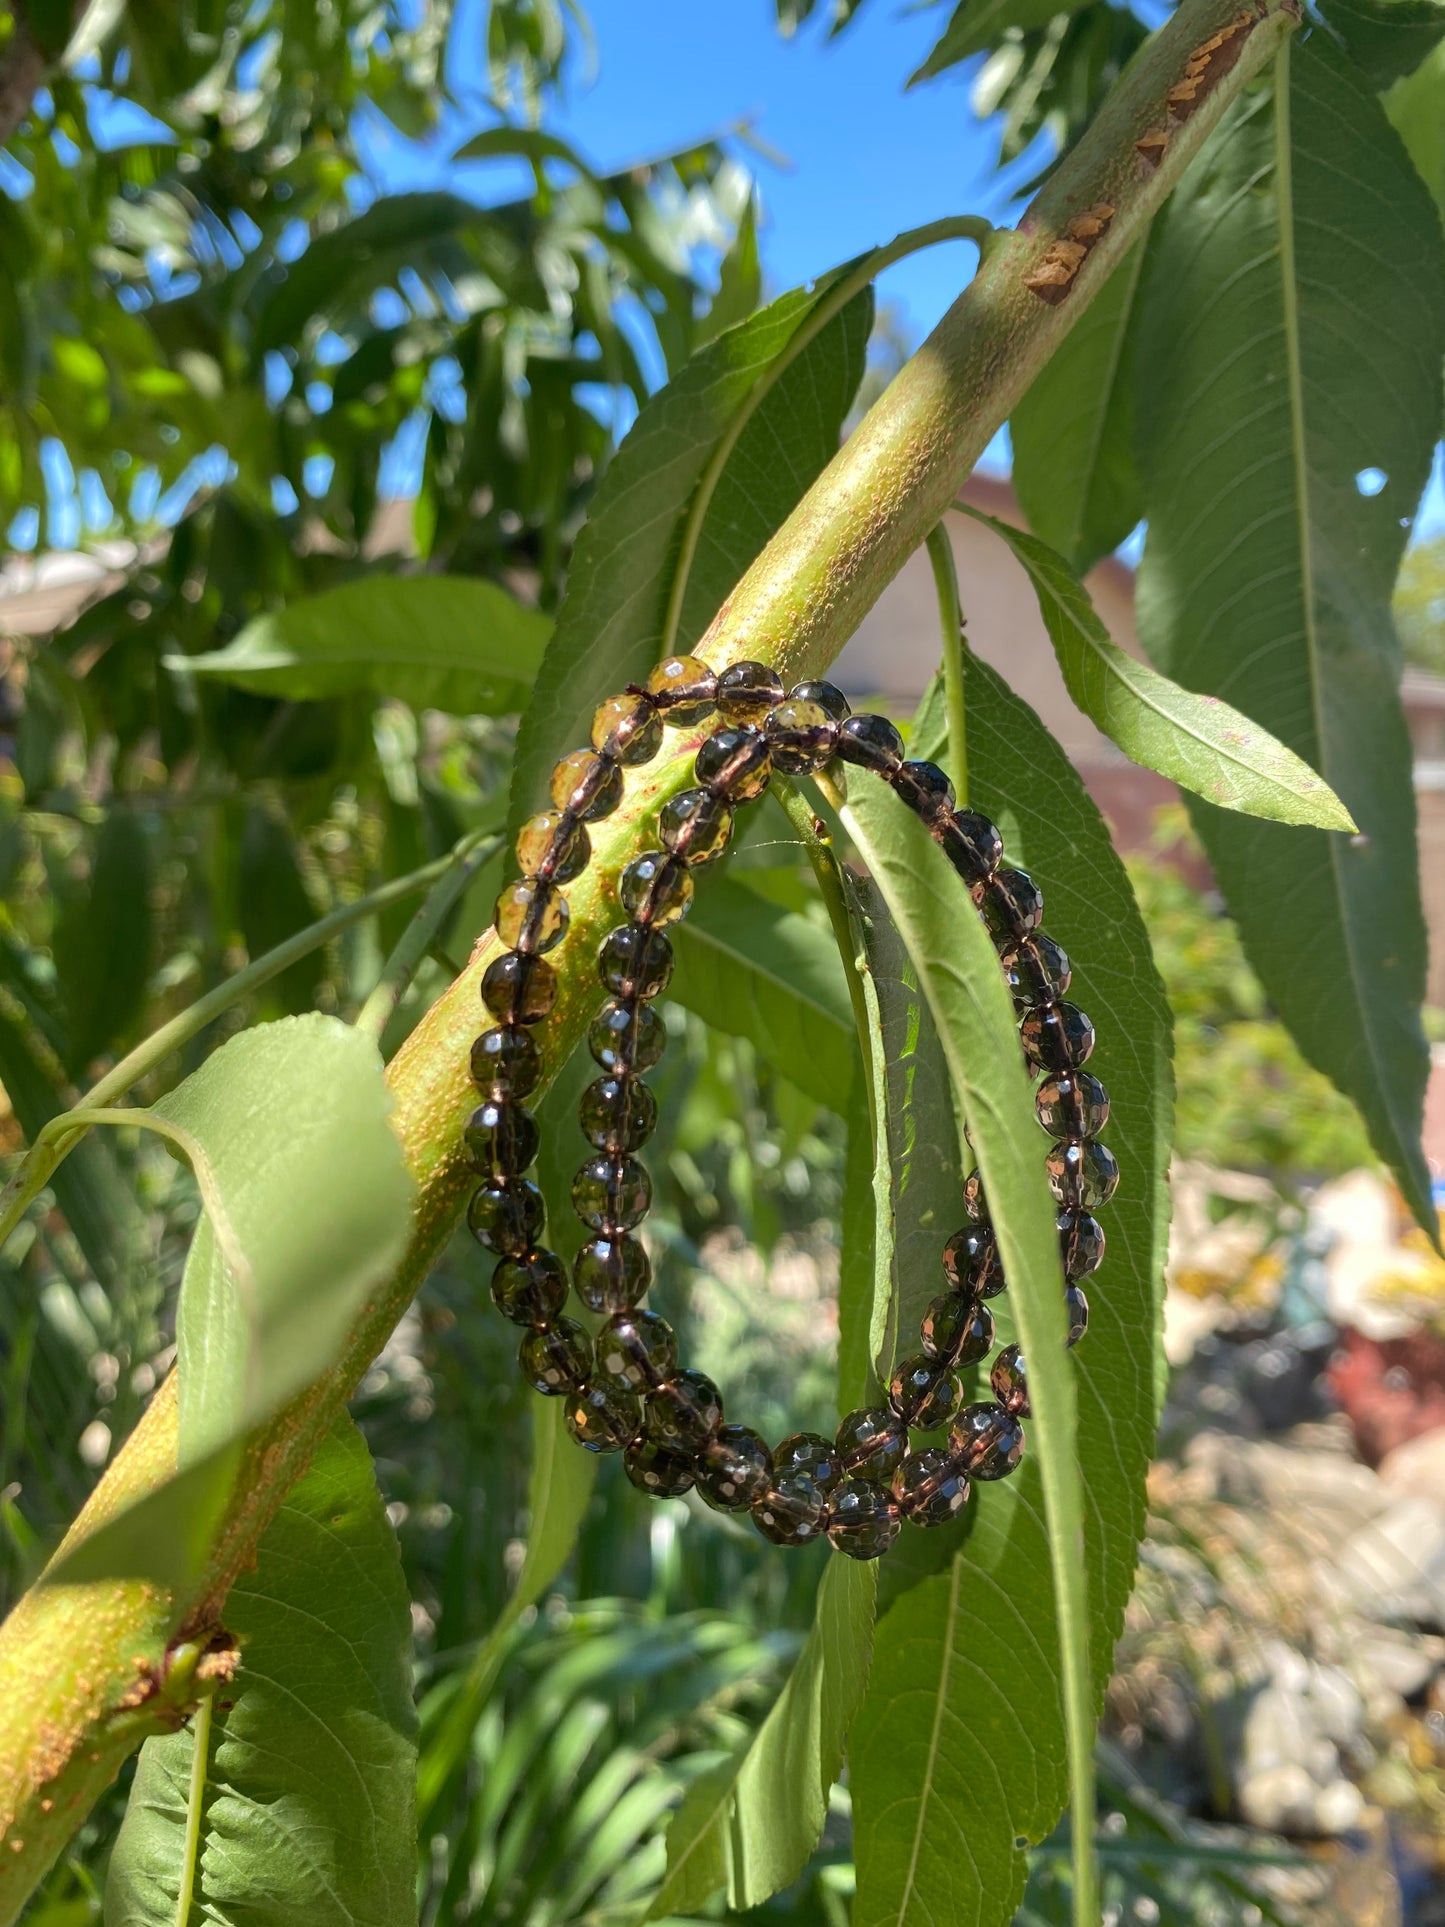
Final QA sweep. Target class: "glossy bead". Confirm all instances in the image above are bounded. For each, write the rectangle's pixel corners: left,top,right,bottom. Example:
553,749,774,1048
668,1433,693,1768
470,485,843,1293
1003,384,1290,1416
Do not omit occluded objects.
1046,1138,1120,1211
1021,1001,1095,1072
591,691,663,766
596,1309,676,1392
659,787,733,865
763,699,838,774
788,679,850,721
835,1406,907,1479
835,712,904,775
694,725,772,802
826,1478,901,1560
697,1426,774,1510
470,1025,542,1099
572,1154,652,1233
991,1343,1030,1417
752,1474,828,1547
519,1318,591,1395
574,1233,652,1313
468,1178,545,1256
962,1170,989,1223
579,1075,658,1153
977,868,1045,954
774,1431,844,1493
597,923,674,1000
646,1369,724,1450
494,878,568,956
624,1437,695,1498
491,1249,568,1327
921,1293,995,1367
942,1223,1005,1300
516,810,589,885
464,1098,540,1177
589,999,667,1074
893,1447,971,1527
716,660,784,724
950,1400,1026,1481
550,746,625,821
1059,1208,1105,1281
888,1354,961,1431
480,951,558,1026
891,758,954,824
646,654,717,723
1036,1071,1110,1140
1065,1285,1090,1348
940,808,1003,885
619,851,694,927
1008,934,1072,1010
565,1378,641,1453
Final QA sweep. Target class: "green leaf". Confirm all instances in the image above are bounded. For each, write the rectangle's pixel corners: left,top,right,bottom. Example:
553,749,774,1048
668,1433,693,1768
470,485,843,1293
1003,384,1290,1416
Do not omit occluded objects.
52,811,153,1075
697,197,761,346
1135,35,1445,1237
105,1414,417,1927
911,0,1086,80
174,576,550,716
672,878,856,1111
969,510,1357,830
849,658,1173,1927
1010,238,1148,575
1385,41,1445,217
649,1557,876,1916
1318,0,1445,90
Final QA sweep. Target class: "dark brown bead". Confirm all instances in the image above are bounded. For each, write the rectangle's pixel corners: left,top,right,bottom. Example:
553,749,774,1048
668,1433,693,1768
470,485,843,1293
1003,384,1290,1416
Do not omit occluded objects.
468,1178,545,1256
788,679,850,721
1046,1138,1120,1211
774,1430,844,1493
976,868,1045,955
835,1406,907,1479
597,923,673,1000
646,1369,723,1450
589,999,667,1074
491,1249,568,1327
550,747,625,821
942,1223,1005,1300
494,878,568,956
694,725,772,802
573,1233,652,1312
939,808,1003,885
624,1437,695,1497
1008,934,1072,1010
579,1074,658,1153
835,713,903,774
646,654,717,723
751,1474,827,1547
592,691,663,766
715,660,784,725
921,1292,995,1367
1036,1070,1110,1140
1021,1001,1095,1073
464,1098,540,1177
1059,1207,1105,1281
990,1343,1030,1417
565,1378,641,1453
519,1317,591,1395
480,950,557,1026
826,1478,901,1560
659,787,733,865
891,758,954,824
697,1425,773,1511
949,1400,1025,1481
516,810,590,885
572,1154,652,1233
888,1354,961,1431
962,1170,988,1223
893,1447,970,1527
1065,1285,1090,1348
470,1025,542,1099
596,1309,676,1392
619,851,693,927
763,699,838,774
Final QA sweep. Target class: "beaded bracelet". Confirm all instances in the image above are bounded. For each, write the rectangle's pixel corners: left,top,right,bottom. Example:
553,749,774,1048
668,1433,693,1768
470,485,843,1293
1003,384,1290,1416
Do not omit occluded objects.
464,656,1119,1563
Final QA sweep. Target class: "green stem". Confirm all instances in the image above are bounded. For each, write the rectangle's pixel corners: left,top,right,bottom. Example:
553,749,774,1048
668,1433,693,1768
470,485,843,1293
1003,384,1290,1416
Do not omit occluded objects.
174,1692,212,1927
354,830,504,1044
659,215,997,658
925,521,969,808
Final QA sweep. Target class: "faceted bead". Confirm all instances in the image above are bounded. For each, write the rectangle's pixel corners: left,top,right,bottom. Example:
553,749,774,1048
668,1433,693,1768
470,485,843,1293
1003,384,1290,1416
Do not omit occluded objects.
716,660,784,725
480,951,557,1026
494,878,568,956
572,1154,652,1233
589,999,667,1074
1064,1285,1090,1348
774,1431,844,1493
893,1447,971,1527
491,1249,568,1327
977,868,1045,954
597,923,674,1000
468,1178,545,1256
891,758,955,825
624,1437,695,1498
835,712,904,775
566,1378,641,1453
659,787,733,865
596,1309,676,1392
1046,1138,1120,1211
888,1354,961,1431
940,808,1004,885
646,1369,724,1450
694,725,772,802
550,747,626,821
1008,934,1072,1010
697,1425,774,1510
962,1170,989,1223
619,851,694,927
574,1233,652,1313
942,1223,1005,1300
464,1097,540,1177
921,1292,995,1367
471,1025,542,1099
788,679,851,721
519,1317,591,1395
991,1343,1030,1417
763,699,838,774
1021,1001,1096,1073
516,810,589,885
1036,1070,1110,1141
646,654,717,723
835,1406,907,1479
1059,1208,1105,1281
826,1478,901,1560
591,691,663,766
752,1474,828,1547
579,1075,658,1153
950,1400,1026,1481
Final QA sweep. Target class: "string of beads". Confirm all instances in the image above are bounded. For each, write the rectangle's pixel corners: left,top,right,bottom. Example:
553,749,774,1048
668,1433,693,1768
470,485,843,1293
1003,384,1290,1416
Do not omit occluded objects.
465,656,1119,1561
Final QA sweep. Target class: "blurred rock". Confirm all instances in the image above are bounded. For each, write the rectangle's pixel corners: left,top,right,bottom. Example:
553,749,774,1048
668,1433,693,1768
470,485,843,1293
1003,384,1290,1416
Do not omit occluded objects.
1186,1427,1387,1541
1315,1170,1421,1341
1377,1425,1445,1502
1326,1496,1445,1628
1234,1641,1368,1836
1355,1629,1437,1703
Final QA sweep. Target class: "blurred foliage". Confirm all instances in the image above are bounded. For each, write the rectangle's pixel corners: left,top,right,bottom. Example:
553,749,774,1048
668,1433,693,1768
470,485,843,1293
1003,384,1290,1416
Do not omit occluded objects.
1395,533,1445,679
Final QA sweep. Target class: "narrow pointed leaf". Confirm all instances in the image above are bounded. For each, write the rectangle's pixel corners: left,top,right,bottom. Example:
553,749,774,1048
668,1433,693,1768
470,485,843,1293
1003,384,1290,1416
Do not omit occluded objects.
912,0,1089,79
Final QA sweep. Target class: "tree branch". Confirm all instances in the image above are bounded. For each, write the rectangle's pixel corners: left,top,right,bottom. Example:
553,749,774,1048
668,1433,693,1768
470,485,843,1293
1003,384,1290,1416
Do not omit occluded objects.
0,0,1299,1911
0,2,83,148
